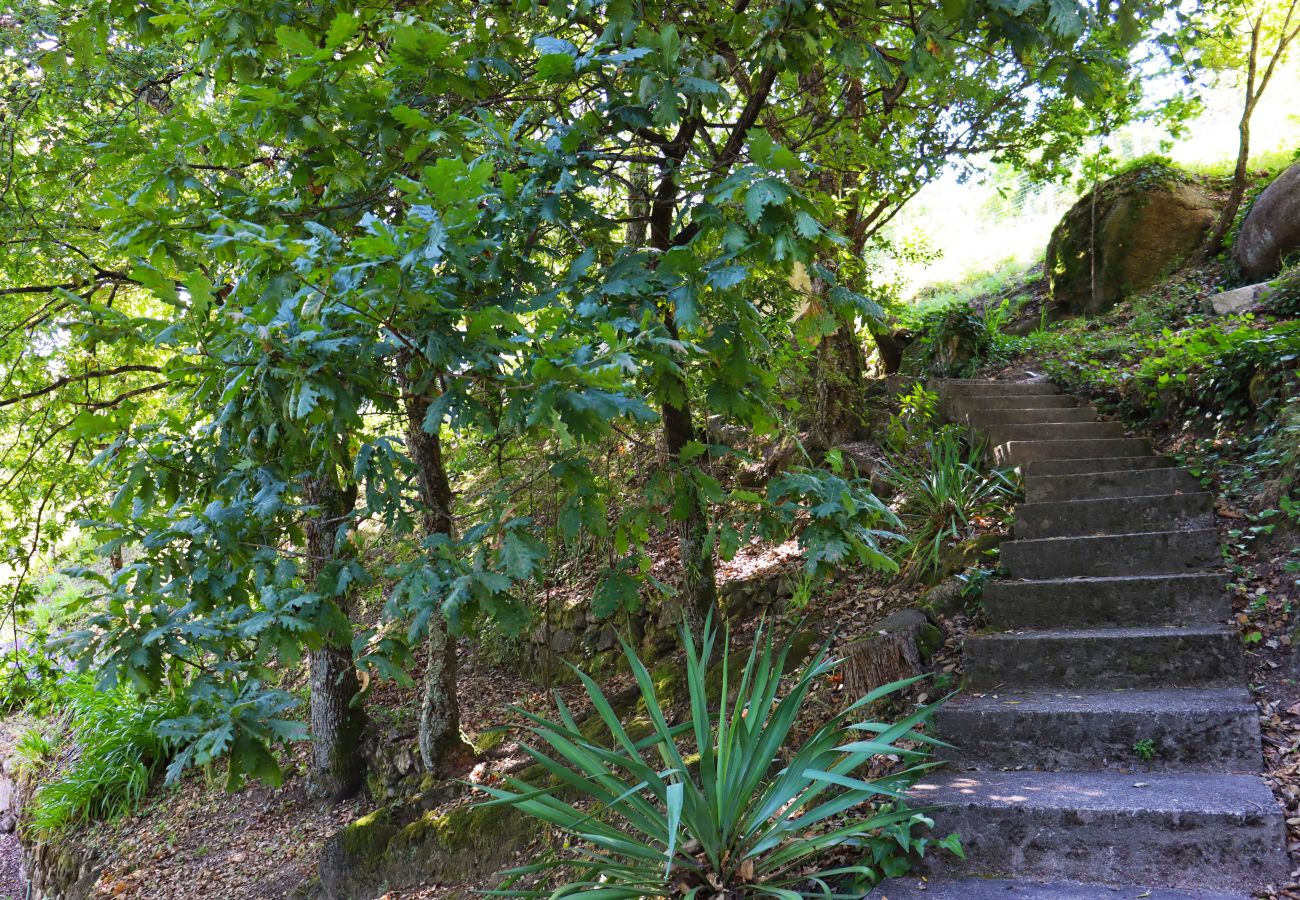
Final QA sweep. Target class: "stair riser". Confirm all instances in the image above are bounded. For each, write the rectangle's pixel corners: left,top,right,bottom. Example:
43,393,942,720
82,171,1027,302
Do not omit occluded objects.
1015,493,1213,540
962,407,1098,426
936,381,1060,396
965,631,1242,690
985,423,1126,446
916,803,1286,893
948,395,1080,411
1001,529,1219,579
1023,456,1175,477
937,705,1261,773
984,575,1230,629
1027,467,1201,503
993,438,1152,465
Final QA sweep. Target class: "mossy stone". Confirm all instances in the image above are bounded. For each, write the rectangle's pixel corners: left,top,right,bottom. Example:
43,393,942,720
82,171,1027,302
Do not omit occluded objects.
1046,162,1216,316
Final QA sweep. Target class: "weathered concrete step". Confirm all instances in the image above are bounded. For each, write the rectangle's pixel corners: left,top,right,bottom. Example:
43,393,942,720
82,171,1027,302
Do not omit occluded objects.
1023,455,1176,477
935,379,1060,395
993,438,1152,466
985,573,1231,629
871,876,1247,899
962,406,1099,426
937,688,1261,773
1001,528,1219,579
965,625,1241,690
985,421,1126,447
1026,466,1200,503
1015,492,1214,539
950,393,1081,411
907,771,1286,893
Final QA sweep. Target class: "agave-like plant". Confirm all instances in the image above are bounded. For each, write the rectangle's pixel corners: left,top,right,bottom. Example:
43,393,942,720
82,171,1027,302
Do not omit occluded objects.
477,620,952,898
881,427,1019,579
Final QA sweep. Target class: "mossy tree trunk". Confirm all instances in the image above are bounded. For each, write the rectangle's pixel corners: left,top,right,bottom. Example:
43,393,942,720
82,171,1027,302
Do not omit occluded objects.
304,469,367,801
400,363,475,777
811,305,869,449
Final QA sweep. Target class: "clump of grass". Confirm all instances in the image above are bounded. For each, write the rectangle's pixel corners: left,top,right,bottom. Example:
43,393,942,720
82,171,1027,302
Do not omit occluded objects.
21,676,182,836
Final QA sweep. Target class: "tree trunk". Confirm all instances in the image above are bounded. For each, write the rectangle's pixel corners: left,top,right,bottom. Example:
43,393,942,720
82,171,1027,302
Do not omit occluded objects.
810,307,869,449
660,381,718,635
303,471,367,801
868,326,912,375
400,365,474,777
308,643,367,801
650,161,719,633
1204,22,1261,259
1205,104,1254,258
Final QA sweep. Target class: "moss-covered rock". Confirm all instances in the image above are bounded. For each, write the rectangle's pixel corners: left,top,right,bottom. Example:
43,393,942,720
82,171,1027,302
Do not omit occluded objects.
318,801,537,899
1046,162,1216,316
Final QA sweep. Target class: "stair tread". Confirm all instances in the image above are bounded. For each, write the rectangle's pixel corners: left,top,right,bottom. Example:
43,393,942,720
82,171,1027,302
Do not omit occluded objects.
947,686,1253,712
910,770,1278,815
1005,526,1218,545
1018,490,1213,508
871,876,1248,899
1022,455,1175,476
973,624,1233,641
994,572,1225,586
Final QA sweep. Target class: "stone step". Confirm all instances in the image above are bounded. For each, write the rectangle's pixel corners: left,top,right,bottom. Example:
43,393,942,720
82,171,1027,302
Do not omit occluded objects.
1026,467,1201,503
1001,528,1219,579
1023,455,1176,477
1015,492,1214,540
949,393,1081,411
993,438,1152,466
871,877,1247,899
962,406,1099,426
936,688,1261,773
906,771,1286,893
965,625,1241,690
984,573,1231,629
936,379,1060,395
985,421,1127,447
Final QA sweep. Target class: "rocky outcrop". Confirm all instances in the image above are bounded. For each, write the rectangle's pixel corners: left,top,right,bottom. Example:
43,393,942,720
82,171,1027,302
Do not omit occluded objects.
1234,162,1300,280
317,793,536,899
1046,164,1217,316
22,841,102,900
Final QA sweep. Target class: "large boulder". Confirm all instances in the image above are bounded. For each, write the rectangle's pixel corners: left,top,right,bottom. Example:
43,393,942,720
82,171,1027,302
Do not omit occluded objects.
1046,163,1217,316
1234,162,1300,280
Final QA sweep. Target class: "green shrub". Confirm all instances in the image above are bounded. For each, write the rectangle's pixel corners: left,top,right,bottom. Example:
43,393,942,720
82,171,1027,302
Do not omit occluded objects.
22,677,182,836
0,638,70,716
885,384,939,450
479,620,957,897
1264,269,1300,318
903,304,995,378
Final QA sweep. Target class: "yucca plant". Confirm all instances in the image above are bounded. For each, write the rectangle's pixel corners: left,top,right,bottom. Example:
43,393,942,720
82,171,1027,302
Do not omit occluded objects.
881,428,1019,579
477,620,953,898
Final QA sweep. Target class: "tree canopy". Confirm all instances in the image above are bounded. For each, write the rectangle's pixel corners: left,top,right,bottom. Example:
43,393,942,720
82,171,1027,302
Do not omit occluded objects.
1,0,1182,789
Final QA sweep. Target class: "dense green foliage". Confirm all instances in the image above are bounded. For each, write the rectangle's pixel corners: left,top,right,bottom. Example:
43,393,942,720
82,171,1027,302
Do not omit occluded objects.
0,0,1191,792
481,621,952,897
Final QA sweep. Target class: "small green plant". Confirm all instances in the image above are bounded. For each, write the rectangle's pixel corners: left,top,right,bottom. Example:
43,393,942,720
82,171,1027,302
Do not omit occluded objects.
886,384,939,450
1133,738,1157,762
480,620,956,897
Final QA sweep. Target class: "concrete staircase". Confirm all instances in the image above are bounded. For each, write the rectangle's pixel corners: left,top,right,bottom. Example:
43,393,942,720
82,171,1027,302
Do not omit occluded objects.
872,379,1289,899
